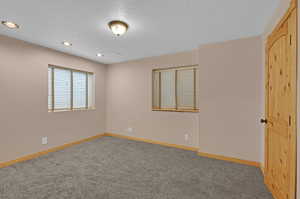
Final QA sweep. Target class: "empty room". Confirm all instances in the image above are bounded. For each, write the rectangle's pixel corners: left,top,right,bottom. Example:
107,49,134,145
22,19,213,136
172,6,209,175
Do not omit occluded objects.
0,0,299,198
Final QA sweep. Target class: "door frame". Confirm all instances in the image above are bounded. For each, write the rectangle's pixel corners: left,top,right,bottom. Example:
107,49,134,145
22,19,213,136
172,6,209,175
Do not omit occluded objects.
264,0,298,198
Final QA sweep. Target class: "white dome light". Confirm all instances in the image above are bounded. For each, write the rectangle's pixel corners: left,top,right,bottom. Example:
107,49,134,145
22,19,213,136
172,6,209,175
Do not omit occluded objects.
1,21,19,29
108,20,129,36
62,41,72,46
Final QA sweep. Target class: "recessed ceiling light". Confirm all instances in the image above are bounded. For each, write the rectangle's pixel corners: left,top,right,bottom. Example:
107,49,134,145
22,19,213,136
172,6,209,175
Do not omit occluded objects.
97,53,103,57
108,20,129,36
1,21,19,29
62,41,72,46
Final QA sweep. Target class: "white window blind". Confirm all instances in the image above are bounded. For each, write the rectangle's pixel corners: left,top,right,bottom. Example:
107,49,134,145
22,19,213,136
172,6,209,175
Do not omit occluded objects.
152,66,198,112
73,71,87,109
87,73,95,108
54,68,71,109
161,70,176,109
48,65,95,111
152,71,160,109
177,69,194,109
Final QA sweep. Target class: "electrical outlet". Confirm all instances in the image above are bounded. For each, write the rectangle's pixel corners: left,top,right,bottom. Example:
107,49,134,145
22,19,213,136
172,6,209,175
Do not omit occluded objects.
42,137,48,145
184,134,189,141
127,128,133,133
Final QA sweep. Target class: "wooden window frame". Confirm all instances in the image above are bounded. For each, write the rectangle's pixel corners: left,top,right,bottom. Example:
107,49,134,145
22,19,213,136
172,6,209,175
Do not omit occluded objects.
48,64,95,112
152,65,199,113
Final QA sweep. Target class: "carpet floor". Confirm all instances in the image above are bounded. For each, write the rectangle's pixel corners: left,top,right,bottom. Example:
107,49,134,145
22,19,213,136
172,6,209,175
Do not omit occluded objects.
0,136,273,199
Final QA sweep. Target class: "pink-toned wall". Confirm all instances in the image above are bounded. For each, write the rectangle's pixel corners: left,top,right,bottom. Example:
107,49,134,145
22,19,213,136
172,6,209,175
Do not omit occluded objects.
106,36,263,164
198,36,263,162
106,50,200,148
0,35,107,163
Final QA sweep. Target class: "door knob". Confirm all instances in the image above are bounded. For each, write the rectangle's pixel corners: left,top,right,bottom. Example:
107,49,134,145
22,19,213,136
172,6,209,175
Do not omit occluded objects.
260,119,268,124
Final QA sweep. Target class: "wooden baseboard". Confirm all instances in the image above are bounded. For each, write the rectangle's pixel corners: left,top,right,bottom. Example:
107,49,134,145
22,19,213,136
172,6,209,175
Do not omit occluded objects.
260,164,265,175
197,151,260,167
104,133,199,152
0,133,105,169
0,132,261,169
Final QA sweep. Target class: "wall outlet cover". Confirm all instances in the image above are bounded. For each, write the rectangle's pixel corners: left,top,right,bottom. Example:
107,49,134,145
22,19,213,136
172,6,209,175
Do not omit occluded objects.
127,128,133,133
42,137,48,145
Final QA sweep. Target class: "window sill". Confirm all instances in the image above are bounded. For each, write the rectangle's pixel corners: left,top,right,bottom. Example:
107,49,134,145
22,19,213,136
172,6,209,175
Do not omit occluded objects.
152,108,199,113
48,108,96,113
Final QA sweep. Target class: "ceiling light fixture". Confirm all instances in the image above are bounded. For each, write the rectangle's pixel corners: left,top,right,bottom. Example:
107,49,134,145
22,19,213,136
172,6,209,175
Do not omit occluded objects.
62,41,72,46
108,20,129,36
1,21,19,29
97,53,103,57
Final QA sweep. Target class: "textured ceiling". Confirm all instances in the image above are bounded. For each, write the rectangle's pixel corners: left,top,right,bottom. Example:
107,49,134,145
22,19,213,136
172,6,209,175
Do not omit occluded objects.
0,0,279,64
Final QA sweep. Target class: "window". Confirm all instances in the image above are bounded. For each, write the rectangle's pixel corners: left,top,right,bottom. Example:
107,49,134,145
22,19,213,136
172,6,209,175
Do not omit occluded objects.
152,65,199,112
48,65,95,112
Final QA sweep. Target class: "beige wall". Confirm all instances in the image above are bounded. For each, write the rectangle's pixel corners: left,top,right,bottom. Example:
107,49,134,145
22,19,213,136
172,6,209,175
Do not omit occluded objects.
106,50,200,148
198,36,263,162
1,34,264,164
106,36,263,164
0,35,107,163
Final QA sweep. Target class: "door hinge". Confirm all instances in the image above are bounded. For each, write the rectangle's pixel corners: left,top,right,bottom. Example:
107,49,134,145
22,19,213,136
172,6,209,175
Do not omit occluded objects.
290,35,292,45
289,115,292,126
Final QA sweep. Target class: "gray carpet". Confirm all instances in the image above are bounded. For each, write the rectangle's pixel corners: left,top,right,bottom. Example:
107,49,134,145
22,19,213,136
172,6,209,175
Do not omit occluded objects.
0,136,273,199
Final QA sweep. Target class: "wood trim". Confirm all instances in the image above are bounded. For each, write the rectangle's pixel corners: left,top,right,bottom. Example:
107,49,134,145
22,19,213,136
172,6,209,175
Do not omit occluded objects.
152,70,156,109
193,68,197,110
153,66,199,111
0,133,105,169
197,152,260,167
104,133,199,152
288,7,297,199
49,65,94,111
0,133,263,170
152,64,198,72
152,108,199,113
266,0,297,49
264,44,270,174
267,22,288,50
260,164,265,176
48,107,96,112
48,64,94,74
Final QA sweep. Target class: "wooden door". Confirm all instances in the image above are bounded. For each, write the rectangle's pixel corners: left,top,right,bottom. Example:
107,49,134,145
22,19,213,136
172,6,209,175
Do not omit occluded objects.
264,1,297,199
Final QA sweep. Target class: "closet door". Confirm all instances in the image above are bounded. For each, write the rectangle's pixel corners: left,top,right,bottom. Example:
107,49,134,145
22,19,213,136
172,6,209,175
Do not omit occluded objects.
264,2,297,199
